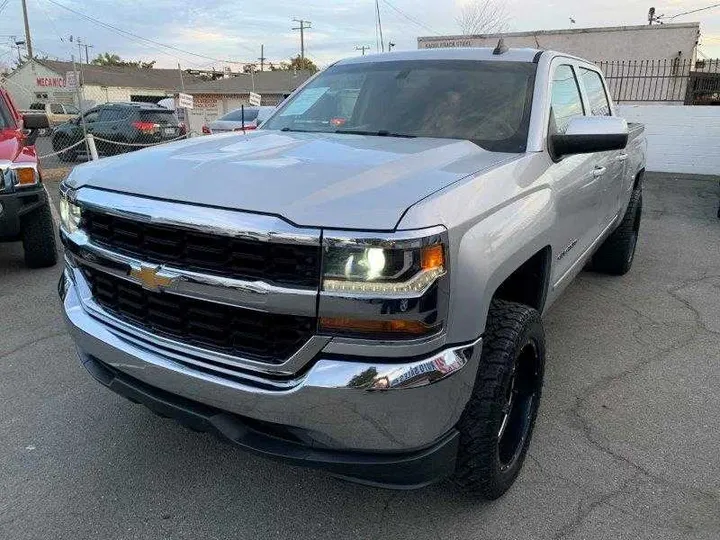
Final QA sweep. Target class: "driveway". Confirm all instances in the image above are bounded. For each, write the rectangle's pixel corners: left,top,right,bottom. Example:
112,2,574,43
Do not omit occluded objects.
1,173,718,539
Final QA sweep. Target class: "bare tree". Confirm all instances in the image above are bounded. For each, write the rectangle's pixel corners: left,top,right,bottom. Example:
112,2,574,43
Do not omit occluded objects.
456,0,509,35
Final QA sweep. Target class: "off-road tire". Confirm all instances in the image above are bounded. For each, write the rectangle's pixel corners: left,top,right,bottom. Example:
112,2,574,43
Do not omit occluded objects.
592,187,642,275
453,299,545,499
21,202,58,268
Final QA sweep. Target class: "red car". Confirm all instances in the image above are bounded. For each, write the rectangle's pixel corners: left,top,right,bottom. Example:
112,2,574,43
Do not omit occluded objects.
0,87,55,267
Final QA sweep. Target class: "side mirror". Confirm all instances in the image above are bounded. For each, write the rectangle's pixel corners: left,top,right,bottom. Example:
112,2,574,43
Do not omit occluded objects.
550,116,628,158
22,113,50,145
23,112,50,130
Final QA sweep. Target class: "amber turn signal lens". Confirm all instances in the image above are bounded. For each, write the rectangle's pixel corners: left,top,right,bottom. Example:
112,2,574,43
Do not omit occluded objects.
421,244,444,270
15,167,36,186
319,317,436,336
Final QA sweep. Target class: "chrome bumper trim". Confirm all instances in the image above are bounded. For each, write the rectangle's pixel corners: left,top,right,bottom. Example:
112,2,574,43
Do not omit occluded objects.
62,272,481,451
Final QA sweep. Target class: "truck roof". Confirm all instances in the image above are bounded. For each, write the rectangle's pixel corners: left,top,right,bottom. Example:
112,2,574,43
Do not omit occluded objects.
337,47,588,65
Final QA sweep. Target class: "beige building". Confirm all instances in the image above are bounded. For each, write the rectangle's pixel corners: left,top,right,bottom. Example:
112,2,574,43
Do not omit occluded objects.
418,23,700,63
419,23,706,103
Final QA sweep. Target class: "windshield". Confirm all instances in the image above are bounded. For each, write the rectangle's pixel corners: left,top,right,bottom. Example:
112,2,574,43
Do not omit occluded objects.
263,60,537,152
220,108,259,122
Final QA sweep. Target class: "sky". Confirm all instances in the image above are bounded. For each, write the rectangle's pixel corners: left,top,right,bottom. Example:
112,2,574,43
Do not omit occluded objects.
0,0,718,71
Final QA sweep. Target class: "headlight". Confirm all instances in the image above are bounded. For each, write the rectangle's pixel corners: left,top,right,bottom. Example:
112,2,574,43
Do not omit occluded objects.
322,241,446,295
319,228,448,339
59,192,82,234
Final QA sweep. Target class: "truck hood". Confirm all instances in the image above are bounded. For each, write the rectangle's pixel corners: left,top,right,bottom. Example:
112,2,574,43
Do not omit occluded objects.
66,130,519,230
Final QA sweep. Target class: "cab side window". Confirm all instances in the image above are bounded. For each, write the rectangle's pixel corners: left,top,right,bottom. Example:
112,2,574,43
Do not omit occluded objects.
549,65,584,134
579,68,611,116
50,104,64,114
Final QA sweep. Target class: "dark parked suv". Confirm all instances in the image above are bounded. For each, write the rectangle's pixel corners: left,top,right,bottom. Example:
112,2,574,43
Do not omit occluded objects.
51,102,185,161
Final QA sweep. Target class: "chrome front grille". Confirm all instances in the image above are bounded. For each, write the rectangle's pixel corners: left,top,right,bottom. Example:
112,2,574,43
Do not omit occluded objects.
63,187,327,376
82,209,321,288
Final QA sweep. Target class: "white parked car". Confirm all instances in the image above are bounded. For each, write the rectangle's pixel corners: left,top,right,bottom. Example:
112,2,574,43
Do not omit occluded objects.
203,106,276,134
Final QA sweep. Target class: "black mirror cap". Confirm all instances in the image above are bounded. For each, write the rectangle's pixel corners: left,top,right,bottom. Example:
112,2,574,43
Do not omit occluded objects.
23,112,50,130
550,132,628,158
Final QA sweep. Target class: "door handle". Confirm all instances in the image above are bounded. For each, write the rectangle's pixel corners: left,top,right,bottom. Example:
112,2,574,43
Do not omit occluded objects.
616,153,628,162
592,166,607,177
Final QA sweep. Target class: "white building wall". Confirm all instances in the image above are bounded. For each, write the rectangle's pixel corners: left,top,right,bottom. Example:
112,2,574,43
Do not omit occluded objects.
418,23,700,63
2,61,75,108
617,105,720,175
80,85,170,108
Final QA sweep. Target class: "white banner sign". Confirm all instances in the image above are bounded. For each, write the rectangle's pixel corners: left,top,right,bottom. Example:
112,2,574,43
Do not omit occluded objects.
248,92,262,107
65,71,78,90
178,93,194,109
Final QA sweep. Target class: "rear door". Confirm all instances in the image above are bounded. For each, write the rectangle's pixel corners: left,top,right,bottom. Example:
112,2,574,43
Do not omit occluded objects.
547,61,607,286
577,66,626,222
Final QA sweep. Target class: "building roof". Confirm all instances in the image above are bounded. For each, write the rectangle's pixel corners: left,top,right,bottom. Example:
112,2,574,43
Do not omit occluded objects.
185,70,313,95
418,22,701,43
34,59,203,90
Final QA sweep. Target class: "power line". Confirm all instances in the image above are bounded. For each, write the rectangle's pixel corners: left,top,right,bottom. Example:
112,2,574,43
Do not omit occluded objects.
669,2,720,20
379,0,440,35
44,0,259,65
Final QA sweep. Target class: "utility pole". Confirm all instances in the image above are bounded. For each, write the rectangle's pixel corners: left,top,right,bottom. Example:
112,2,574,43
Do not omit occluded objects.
20,0,33,59
84,43,93,64
375,0,384,52
355,45,371,56
177,63,185,91
292,19,311,66
258,44,266,72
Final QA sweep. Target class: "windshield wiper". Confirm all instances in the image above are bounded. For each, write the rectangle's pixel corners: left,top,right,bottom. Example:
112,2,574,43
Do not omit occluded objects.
334,129,416,138
279,127,317,133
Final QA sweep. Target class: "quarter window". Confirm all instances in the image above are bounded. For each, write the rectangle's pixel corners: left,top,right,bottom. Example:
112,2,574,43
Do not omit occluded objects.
549,65,584,134
580,68,611,116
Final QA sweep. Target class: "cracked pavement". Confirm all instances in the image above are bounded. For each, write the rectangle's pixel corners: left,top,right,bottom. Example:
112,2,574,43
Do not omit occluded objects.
1,173,718,539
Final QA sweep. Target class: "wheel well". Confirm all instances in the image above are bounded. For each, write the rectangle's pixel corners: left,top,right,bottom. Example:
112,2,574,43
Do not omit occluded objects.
633,168,645,191
493,247,552,312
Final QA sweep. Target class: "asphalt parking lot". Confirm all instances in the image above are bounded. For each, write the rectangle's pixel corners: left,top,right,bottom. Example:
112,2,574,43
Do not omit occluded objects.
1,173,718,540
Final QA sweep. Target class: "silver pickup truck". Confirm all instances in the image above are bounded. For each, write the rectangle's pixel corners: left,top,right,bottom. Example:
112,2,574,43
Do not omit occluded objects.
59,46,646,499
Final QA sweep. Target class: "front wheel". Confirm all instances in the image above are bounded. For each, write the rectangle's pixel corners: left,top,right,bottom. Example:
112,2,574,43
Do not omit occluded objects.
453,299,545,499
21,202,58,268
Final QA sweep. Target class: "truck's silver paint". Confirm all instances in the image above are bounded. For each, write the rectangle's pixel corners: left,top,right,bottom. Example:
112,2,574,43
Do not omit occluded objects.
61,48,647,452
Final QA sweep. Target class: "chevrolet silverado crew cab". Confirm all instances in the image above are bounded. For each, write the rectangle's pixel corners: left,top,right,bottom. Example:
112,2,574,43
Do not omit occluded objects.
0,88,55,267
59,47,646,499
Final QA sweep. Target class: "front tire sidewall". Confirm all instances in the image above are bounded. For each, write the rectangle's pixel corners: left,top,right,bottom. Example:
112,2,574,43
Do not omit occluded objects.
454,301,545,499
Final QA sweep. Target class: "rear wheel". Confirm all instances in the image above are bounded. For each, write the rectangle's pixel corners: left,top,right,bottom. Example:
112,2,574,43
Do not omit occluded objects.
592,187,642,275
21,202,58,268
453,299,545,499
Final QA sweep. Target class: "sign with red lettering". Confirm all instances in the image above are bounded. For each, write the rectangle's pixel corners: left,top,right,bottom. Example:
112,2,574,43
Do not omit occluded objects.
36,77,66,88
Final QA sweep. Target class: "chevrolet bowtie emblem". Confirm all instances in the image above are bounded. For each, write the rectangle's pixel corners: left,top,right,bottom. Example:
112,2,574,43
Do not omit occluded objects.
129,264,176,291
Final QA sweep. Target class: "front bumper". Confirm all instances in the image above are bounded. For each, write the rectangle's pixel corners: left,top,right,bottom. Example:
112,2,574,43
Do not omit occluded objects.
60,271,481,483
